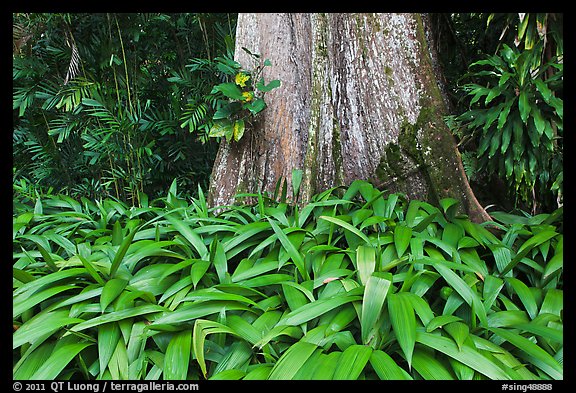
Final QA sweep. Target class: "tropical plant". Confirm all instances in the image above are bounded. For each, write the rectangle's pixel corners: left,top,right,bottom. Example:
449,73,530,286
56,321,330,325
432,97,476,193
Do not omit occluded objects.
445,13,563,213
13,13,236,203
13,175,563,380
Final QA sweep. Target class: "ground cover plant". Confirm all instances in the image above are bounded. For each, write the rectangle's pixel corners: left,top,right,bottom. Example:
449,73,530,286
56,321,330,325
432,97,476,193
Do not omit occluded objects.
13,175,563,380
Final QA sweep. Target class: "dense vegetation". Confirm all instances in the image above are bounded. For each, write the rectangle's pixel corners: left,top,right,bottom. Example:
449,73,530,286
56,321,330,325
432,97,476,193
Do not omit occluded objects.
13,13,562,381
13,13,236,203
13,178,564,379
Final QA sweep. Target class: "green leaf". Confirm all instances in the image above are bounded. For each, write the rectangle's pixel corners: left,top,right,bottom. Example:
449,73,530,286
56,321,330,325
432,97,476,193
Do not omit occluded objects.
388,292,416,368
98,322,121,377
361,272,392,345
70,304,166,332
210,238,228,284
30,339,93,379
268,341,318,380
426,315,463,332
411,350,455,380
416,331,513,380
356,245,376,286
489,327,562,379
444,321,469,351
110,224,142,278
244,97,266,115
13,310,84,349
209,120,234,139
13,284,77,318
369,350,412,380
518,90,531,124
394,224,412,258
165,215,208,259
212,82,244,100
332,345,373,380
233,119,245,142
164,330,192,380
256,79,281,93
432,261,487,326
267,218,308,280
112,220,123,246
319,215,370,244
100,278,128,312
505,277,538,319
279,293,362,327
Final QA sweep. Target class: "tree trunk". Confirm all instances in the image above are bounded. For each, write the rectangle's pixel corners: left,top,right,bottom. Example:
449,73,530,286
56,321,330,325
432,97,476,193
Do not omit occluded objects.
208,13,490,223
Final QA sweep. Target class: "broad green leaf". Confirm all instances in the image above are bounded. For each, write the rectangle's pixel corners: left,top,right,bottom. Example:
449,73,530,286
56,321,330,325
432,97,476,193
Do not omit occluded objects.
489,327,562,379
394,224,412,258
487,310,529,328
416,331,513,380
501,230,557,275
100,278,128,312
29,339,93,379
150,302,248,327
212,82,244,100
444,321,469,350
539,289,562,318
110,224,142,277
519,91,531,123
482,275,504,310
267,218,307,279
164,330,192,380
98,322,121,378
191,260,211,289
243,365,273,380
388,292,416,368
256,79,281,92
332,345,373,380
112,220,123,246
13,310,84,349
411,350,455,380
13,284,77,318
356,245,376,285
108,336,129,380
426,315,463,332
193,319,238,378
542,252,562,283
210,369,246,380
210,238,228,284
13,342,54,379
165,215,208,259
279,293,362,327
268,341,318,380
433,262,487,326
369,350,412,380
505,277,538,319
361,272,392,345
319,215,371,244
70,304,166,332
233,119,245,142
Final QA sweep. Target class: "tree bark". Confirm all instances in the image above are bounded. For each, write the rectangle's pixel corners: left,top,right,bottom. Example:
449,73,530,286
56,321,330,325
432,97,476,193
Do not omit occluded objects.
208,13,490,223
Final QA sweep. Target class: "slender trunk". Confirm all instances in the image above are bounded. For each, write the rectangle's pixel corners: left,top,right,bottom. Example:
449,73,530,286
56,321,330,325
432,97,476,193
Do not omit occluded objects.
209,13,490,223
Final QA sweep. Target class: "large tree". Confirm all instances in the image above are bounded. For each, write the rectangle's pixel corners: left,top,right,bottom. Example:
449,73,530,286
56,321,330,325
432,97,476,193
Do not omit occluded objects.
208,13,490,222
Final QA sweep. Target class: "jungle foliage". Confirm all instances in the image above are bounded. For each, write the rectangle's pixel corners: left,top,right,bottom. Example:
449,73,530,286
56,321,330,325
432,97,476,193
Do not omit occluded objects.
434,13,563,213
13,13,563,381
13,13,237,204
13,177,563,380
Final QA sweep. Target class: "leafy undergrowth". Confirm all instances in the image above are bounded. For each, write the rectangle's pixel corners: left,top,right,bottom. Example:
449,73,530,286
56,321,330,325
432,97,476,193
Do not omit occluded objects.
13,179,563,380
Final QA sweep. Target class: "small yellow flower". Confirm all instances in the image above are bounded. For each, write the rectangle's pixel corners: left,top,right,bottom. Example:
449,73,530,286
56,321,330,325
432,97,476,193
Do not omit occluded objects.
242,91,254,102
235,72,250,87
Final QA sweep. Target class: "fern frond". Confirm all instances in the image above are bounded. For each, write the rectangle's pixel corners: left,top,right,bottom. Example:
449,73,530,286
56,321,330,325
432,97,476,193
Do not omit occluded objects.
460,151,479,181
64,36,81,85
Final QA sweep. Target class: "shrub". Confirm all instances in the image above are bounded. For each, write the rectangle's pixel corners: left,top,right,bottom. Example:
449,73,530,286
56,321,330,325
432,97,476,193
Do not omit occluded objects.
13,179,563,380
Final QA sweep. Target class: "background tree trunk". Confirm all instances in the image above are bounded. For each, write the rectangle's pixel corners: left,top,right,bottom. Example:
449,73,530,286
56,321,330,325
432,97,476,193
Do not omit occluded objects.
208,13,490,222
